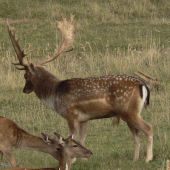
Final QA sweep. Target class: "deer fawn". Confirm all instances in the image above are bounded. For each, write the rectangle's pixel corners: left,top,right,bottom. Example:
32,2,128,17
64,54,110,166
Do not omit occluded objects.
0,116,92,169
7,13,153,162
53,132,92,170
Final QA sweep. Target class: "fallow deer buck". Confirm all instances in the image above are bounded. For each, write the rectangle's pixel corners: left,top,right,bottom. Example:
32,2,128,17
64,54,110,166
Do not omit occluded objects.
0,116,92,169
7,14,153,162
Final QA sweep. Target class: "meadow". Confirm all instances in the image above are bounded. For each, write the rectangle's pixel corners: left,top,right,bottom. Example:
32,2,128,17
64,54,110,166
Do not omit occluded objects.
0,0,170,169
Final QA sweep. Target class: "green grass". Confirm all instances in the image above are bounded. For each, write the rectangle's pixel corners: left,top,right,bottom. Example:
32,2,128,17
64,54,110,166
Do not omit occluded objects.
0,0,170,169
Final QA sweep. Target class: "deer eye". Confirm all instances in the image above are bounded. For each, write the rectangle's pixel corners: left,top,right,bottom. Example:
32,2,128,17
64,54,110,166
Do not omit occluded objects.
56,147,60,151
73,145,78,148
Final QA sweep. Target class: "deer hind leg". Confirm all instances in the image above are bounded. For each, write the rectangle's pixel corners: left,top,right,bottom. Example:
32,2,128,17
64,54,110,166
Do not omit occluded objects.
127,123,141,162
127,116,153,162
2,149,17,168
79,121,88,146
138,118,153,162
0,150,3,165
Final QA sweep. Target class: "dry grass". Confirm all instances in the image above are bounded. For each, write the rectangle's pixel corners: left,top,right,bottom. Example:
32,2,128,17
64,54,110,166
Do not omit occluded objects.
1,43,170,170
0,0,170,169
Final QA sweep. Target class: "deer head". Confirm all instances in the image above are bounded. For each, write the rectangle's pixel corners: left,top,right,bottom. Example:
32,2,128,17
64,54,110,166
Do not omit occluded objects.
54,132,93,159
7,14,76,94
42,132,92,170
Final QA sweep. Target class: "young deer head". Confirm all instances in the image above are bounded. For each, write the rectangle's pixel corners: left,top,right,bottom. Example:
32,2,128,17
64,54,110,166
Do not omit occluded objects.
7,14,153,162
0,116,92,169
52,132,92,170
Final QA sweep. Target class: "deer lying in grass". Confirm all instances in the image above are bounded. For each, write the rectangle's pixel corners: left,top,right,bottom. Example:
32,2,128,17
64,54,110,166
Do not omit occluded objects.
7,14,153,162
0,116,92,169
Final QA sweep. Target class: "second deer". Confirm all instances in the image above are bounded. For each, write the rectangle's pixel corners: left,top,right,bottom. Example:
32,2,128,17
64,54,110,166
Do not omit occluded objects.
0,116,92,170
7,14,153,162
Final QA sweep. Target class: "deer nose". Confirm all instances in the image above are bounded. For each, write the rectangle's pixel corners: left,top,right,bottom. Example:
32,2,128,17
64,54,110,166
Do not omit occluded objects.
23,87,26,93
23,87,29,94
88,150,93,156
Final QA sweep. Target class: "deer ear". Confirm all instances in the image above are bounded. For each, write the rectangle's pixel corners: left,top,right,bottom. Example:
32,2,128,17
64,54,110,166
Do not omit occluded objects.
67,134,74,140
28,63,35,74
41,132,53,144
54,132,65,144
30,63,34,69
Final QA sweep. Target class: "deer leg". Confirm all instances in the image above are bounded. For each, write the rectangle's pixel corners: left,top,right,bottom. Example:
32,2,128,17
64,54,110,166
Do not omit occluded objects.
112,116,120,127
67,119,79,164
138,118,153,162
127,123,141,162
0,150,3,165
67,119,79,140
126,115,153,162
2,149,17,168
79,121,88,146
79,121,89,161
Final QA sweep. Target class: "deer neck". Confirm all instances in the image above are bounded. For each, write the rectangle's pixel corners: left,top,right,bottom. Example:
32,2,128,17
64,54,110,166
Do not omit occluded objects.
33,68,61,100
57,163,70,170
57,148,71,170
18,130,52,154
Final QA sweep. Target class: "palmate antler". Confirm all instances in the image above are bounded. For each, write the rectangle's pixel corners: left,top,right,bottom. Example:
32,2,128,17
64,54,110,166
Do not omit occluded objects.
39,13,76,65
7,20,35,70
7,13,76,68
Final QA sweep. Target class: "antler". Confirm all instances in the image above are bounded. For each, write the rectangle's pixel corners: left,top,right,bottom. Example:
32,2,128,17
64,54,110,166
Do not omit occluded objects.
7,19,35,70
7,14,76,68
39,13,76,65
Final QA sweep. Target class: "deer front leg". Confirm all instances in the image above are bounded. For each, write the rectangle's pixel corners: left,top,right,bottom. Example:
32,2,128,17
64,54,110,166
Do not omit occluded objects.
67,119,79,140
67,119,79,164
79,121,88,146
2,149,17,168
112,116,120,127
0,150,3,165
79,121,89,161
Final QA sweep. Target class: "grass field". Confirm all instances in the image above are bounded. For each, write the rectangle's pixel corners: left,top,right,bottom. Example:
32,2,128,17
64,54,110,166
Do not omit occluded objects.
0,0,170,169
